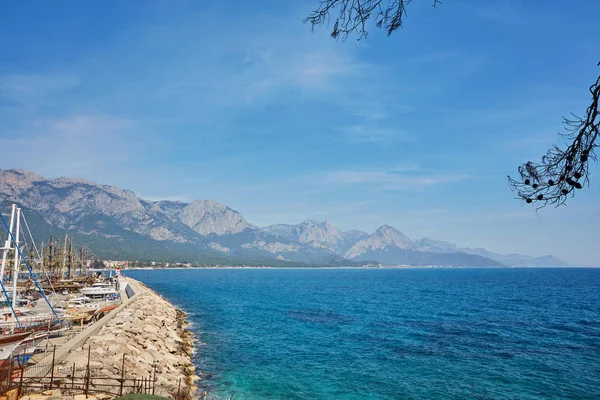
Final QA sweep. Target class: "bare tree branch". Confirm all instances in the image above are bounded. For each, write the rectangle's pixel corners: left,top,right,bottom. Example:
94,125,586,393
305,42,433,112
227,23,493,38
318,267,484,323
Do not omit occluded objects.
508,66,600,208
304,0,441,40
305,1,599,209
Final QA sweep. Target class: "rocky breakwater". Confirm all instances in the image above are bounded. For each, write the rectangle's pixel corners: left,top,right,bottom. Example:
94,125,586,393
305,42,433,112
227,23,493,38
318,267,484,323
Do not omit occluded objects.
64,278,198,398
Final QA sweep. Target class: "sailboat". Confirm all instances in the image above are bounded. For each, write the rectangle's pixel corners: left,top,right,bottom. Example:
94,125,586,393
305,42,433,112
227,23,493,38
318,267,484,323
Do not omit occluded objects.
0,204,64,372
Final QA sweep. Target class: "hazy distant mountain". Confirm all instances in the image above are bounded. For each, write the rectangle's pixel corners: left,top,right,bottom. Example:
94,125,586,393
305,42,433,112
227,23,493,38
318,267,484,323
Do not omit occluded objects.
348,247,503,267
414,237,459,253
0,169,570,267
341,226,501,267
414,238,569,267
344,225,414,259
261,220,364,254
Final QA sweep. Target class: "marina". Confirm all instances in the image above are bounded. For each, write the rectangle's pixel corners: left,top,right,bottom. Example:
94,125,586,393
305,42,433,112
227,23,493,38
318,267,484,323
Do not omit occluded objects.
0,204,197,399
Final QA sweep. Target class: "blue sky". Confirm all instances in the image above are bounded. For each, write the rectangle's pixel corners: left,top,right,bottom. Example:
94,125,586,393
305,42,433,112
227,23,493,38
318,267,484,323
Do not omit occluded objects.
0,0,599,264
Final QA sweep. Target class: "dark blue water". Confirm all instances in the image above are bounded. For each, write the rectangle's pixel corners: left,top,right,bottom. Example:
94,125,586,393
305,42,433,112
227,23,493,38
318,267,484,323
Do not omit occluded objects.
127,268,600,399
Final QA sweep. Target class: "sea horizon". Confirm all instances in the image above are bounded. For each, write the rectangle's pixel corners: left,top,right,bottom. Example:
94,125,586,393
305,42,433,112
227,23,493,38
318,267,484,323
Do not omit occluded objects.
123,265,596,270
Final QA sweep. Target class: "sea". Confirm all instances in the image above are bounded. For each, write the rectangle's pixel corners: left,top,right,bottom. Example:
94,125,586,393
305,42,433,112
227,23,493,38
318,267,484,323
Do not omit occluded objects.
126,268,600,400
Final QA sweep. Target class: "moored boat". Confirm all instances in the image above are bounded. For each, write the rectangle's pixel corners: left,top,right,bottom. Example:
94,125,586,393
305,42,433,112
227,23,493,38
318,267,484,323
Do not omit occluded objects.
79,281,119,301
0,332,31,369
11,331,50,368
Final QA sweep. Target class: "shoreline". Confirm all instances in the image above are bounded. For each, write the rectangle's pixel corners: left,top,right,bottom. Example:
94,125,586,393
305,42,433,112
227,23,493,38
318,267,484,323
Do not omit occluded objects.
123,265,589,270
129,277,199,396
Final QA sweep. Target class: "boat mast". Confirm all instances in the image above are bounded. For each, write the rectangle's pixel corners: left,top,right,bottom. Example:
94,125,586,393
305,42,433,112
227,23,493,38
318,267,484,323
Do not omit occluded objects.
0,204,16,284
82,245,88,276
40,240,45,282
54,236,60,277
62,234,68,279
67,237,73,279
48,235,54,277
11,207,21,328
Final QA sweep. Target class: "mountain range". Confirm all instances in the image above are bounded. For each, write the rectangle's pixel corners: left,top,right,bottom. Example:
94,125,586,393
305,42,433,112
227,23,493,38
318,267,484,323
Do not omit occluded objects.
0,169,569,267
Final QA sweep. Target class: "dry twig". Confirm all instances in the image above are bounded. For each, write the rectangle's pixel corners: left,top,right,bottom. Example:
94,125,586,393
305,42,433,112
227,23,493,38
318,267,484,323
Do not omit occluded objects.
304,0,441,39
508,65,599,208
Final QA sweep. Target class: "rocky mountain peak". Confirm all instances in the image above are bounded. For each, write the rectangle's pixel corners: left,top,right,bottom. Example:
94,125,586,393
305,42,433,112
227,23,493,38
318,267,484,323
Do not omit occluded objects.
0,169,253,240
188,199,226,210
260,220,362,253
296,220,343,247
374,225,412,246
8,169,44,181
0,169,42,191
344,224,414,260
180,200,253,236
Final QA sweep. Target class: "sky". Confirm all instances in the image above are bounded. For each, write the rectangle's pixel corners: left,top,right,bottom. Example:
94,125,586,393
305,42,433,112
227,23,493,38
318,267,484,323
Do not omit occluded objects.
0,0,599,265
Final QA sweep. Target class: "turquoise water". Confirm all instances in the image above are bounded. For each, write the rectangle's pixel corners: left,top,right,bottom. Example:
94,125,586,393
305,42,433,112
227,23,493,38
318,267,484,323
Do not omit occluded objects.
127,268,600,399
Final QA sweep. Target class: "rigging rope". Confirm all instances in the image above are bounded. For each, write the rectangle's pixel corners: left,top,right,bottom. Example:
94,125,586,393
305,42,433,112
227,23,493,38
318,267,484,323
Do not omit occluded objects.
0,210,61,323
21,213,57,297
0,277,20,326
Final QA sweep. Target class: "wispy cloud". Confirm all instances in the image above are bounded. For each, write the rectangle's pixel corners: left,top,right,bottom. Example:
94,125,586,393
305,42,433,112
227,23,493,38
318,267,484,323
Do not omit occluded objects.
341,124,414,144
246,199,377,228
0,73,81,104
399,50,490,83
503,128,564,159
154,30,369,110
405,209,449,216
0,114,142,178
441,100,567,126
456,0,528,26
322,166,468,191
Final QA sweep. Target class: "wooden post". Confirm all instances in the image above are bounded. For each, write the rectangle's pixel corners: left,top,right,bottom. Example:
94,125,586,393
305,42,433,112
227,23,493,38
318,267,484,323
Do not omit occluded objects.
71,363,76,391
7,354,13,387
18,366,24,398
17,346,26,396
152,363,157,395
177,378,181,398
119,354,126,396
85,345,91,396
49,345,56,389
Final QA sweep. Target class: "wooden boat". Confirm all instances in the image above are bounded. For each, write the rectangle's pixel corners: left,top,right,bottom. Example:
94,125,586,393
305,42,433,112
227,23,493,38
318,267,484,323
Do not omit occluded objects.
12,331,49,368
0,332,30,369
